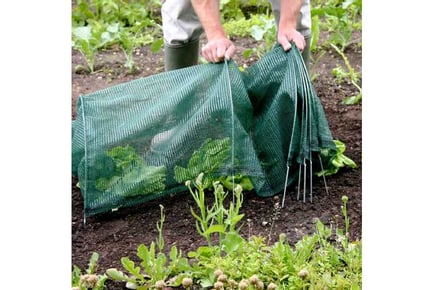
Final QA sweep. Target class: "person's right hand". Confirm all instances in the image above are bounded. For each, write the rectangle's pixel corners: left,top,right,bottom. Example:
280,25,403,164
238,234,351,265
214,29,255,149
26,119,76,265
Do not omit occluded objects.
201,37,236,63
277,28,306,52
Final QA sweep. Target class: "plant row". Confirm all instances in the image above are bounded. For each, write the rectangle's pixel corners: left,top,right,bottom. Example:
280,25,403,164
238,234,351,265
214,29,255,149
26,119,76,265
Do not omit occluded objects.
72,174,361,290
72,0,363,105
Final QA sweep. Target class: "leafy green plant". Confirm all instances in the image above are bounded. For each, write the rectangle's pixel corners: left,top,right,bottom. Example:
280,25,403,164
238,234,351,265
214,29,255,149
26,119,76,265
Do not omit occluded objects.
118,28,142,72
72,252,107,290
174,138,254,191
95,145,167,197
223,14,270,38
187,194,361,289
309,49,326,81
311,0,361,51
330,43,360,83
219,0,245,20
223,13,276,60
310,14,321,53
174,138,231,187
117,18,159,69
316,139,357,177
106,205,192,289
238,15,277,60
250,16,277,57
72,0,163,72
330,43,362,105
72,20,118,73
72,0,160,27
80,175,361,289
185,173,244,248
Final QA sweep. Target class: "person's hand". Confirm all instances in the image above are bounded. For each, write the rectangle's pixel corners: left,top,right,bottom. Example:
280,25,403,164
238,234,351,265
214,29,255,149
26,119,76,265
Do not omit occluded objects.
277,28,305,52
201,37,236,63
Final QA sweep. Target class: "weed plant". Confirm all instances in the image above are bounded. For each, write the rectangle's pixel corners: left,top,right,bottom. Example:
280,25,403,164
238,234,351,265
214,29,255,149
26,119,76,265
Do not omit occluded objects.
329,43,362,105
72,174,361,289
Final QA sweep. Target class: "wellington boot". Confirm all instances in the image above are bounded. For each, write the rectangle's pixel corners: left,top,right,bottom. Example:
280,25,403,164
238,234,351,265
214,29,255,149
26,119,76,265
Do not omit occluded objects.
164,39,200,71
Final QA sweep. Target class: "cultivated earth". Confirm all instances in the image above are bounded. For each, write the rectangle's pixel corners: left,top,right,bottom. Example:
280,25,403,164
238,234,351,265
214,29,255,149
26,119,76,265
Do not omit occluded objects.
72,32,362,289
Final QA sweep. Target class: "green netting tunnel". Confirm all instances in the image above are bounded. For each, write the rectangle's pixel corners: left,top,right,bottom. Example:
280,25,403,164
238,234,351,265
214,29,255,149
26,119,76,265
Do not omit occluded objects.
72,45,336,218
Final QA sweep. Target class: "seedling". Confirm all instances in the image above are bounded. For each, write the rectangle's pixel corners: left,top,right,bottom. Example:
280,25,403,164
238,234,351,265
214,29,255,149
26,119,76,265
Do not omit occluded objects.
71,252,107,290
330,43,362,105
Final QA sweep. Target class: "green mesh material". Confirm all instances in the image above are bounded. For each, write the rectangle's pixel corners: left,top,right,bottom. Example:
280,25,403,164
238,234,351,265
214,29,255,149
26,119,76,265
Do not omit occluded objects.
72,45,336,217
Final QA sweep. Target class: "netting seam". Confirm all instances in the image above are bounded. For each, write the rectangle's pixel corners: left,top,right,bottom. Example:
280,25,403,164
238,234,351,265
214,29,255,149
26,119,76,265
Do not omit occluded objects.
80,96,89,221
224,61,235,196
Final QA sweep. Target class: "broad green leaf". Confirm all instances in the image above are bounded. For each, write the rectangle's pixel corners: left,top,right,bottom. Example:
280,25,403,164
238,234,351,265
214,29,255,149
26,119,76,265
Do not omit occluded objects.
222,231,244,254
151,38,164,53
87,252,99,274
121,257,142,278
203,224,225,236
73,26,92,40
342,93,362,105
250,25,265,41
340,155,357,168
137,243,154,268
243,48,254,58
107,23,120,33
169,245,178,261
106,268,128,281
310,15,320,51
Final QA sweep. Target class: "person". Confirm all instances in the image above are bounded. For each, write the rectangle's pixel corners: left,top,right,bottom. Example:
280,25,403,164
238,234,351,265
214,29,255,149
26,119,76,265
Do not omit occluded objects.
161,0,311,71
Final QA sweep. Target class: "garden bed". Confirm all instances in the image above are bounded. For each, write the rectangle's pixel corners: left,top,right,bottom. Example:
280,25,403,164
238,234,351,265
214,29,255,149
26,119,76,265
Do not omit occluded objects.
71,35,362,289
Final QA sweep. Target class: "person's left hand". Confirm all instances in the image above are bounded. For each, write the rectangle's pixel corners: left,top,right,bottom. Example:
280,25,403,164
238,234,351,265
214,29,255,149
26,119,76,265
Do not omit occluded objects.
277,28,305,52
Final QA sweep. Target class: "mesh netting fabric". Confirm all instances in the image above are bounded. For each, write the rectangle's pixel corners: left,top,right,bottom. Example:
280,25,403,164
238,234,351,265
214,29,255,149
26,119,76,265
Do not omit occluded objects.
72,45,335,217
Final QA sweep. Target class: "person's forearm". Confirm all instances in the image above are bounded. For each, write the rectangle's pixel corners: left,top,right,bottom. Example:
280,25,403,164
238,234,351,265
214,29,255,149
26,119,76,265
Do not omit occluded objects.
279,0,303,30
276,0,306,51
191,0,226,41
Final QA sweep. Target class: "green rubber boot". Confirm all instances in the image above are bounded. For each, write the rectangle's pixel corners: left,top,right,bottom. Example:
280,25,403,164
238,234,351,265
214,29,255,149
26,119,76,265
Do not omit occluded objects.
164,39,200,71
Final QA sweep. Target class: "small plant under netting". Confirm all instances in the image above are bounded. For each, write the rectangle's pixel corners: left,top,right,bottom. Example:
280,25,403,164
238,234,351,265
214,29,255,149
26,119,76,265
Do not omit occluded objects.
72,177,361,289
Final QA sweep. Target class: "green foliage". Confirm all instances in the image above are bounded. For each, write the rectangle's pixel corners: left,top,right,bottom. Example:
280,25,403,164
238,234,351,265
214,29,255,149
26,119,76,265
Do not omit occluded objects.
330,43,360,83
118,25,154,72
223,14,277,59
217,174,254,191
186,191,361,289
174,138,254,191
72,20,118,72
248,16,277,58
78,178,361,289
174,138,231,186
311,0,361,51
156,205,165,252
317,140,357,177
186,174,245,247
219,0,245,20
95,145,167,197
220,0,271,21
223,14,268,38
106,206,192,289
310,14,321,53
329,43,362,105
150,38,164,53
310,0,362,95
72,0,162,72
72,0,160,27
72,252,107,290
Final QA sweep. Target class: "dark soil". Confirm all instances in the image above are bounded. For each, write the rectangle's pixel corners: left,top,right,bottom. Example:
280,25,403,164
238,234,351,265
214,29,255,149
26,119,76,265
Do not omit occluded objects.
71,33,362,289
